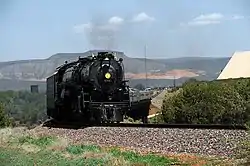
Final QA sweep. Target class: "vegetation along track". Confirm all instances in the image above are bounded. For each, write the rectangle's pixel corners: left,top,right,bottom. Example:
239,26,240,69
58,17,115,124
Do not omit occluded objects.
42,118,248,130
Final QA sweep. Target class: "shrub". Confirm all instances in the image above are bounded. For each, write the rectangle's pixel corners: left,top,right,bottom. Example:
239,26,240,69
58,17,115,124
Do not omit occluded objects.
0,103,12,128
162,79,250,125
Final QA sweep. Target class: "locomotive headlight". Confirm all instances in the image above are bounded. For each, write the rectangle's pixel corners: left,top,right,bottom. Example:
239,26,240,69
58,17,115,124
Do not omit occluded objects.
105,72,111,79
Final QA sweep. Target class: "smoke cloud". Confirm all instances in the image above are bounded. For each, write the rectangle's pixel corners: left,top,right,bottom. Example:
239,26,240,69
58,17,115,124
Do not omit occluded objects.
73,12,155,51
74,15,124,50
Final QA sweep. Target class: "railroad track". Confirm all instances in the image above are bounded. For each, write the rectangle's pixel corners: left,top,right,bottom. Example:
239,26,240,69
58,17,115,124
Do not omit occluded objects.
42,119,248,130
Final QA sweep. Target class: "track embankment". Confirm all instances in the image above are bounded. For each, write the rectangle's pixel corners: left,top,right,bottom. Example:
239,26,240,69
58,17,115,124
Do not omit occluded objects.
148,89,167,117
36,125,249,158
151,89,167,110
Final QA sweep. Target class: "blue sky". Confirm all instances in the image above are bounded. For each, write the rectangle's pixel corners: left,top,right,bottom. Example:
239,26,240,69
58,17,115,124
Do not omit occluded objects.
1,0,250,61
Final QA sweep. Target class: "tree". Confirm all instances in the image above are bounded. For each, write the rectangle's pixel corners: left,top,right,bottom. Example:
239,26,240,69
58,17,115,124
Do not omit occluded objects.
0,90,46,127
0,103,11,128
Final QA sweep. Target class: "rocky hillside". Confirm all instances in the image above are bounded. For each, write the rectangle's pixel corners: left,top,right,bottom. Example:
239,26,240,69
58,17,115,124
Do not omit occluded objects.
0,50,166,81
0,50,231,91
0,50,229,81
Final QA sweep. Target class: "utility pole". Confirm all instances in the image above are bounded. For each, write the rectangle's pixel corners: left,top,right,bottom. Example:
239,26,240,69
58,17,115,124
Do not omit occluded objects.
144,45,148,88
173,75,176,88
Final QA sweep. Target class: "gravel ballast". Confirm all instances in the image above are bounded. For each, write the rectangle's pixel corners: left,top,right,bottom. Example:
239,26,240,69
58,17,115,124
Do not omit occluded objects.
32,126,249,158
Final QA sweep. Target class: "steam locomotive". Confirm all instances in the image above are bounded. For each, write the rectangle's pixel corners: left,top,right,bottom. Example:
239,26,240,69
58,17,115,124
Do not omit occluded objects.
46,51,131,124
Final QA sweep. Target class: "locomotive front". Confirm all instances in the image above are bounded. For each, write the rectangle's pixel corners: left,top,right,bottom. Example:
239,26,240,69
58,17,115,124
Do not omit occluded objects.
46,51,131,124
88,52,126,100
86,52,130,123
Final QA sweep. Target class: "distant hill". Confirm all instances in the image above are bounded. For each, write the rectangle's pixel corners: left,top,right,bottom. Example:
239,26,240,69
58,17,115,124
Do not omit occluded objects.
0,50,231,91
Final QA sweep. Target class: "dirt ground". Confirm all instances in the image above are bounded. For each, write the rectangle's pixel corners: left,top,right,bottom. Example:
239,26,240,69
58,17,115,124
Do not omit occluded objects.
149,104,160,115
125,69,199,79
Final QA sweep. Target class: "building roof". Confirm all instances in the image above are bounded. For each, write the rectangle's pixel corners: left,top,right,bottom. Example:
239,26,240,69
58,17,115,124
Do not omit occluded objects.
217,51,250,80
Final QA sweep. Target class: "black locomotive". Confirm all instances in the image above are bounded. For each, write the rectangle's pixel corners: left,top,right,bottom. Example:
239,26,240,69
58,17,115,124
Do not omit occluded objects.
46,51,130,124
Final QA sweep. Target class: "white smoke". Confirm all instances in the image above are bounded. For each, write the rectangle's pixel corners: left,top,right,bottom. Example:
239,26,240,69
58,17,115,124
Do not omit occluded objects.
73,12,155,51
73,16,124,50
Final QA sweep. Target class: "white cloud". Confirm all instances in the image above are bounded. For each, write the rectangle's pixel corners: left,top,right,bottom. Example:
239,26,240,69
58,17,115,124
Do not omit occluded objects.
183,13,224,27
231,15,245,20
73,16,124,34
186,20,221,26
108,16,124,25
73,13,156,34
181,13,247,27
132,12,155,22
194,13,224,21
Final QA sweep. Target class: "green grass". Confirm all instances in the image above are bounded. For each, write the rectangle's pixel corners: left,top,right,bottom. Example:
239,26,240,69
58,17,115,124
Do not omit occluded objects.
0,135,181,166
66,144,101,155
148,114,164,123
0,128,236,166
109,148,176,166
0,147,107,166
17,135,55,147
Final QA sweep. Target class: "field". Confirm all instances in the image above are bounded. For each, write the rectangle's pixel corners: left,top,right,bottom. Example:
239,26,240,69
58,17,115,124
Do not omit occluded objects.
0,127,236,166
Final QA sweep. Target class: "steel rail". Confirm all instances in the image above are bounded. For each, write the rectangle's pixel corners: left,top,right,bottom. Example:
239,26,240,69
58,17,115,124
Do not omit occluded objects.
42,119,248,130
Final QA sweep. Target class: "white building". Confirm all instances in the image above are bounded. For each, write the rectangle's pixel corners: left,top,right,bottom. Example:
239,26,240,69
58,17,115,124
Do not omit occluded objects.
217,51,250,80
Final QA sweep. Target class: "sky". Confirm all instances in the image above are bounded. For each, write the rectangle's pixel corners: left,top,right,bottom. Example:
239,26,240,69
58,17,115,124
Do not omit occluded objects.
1,0,250,61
